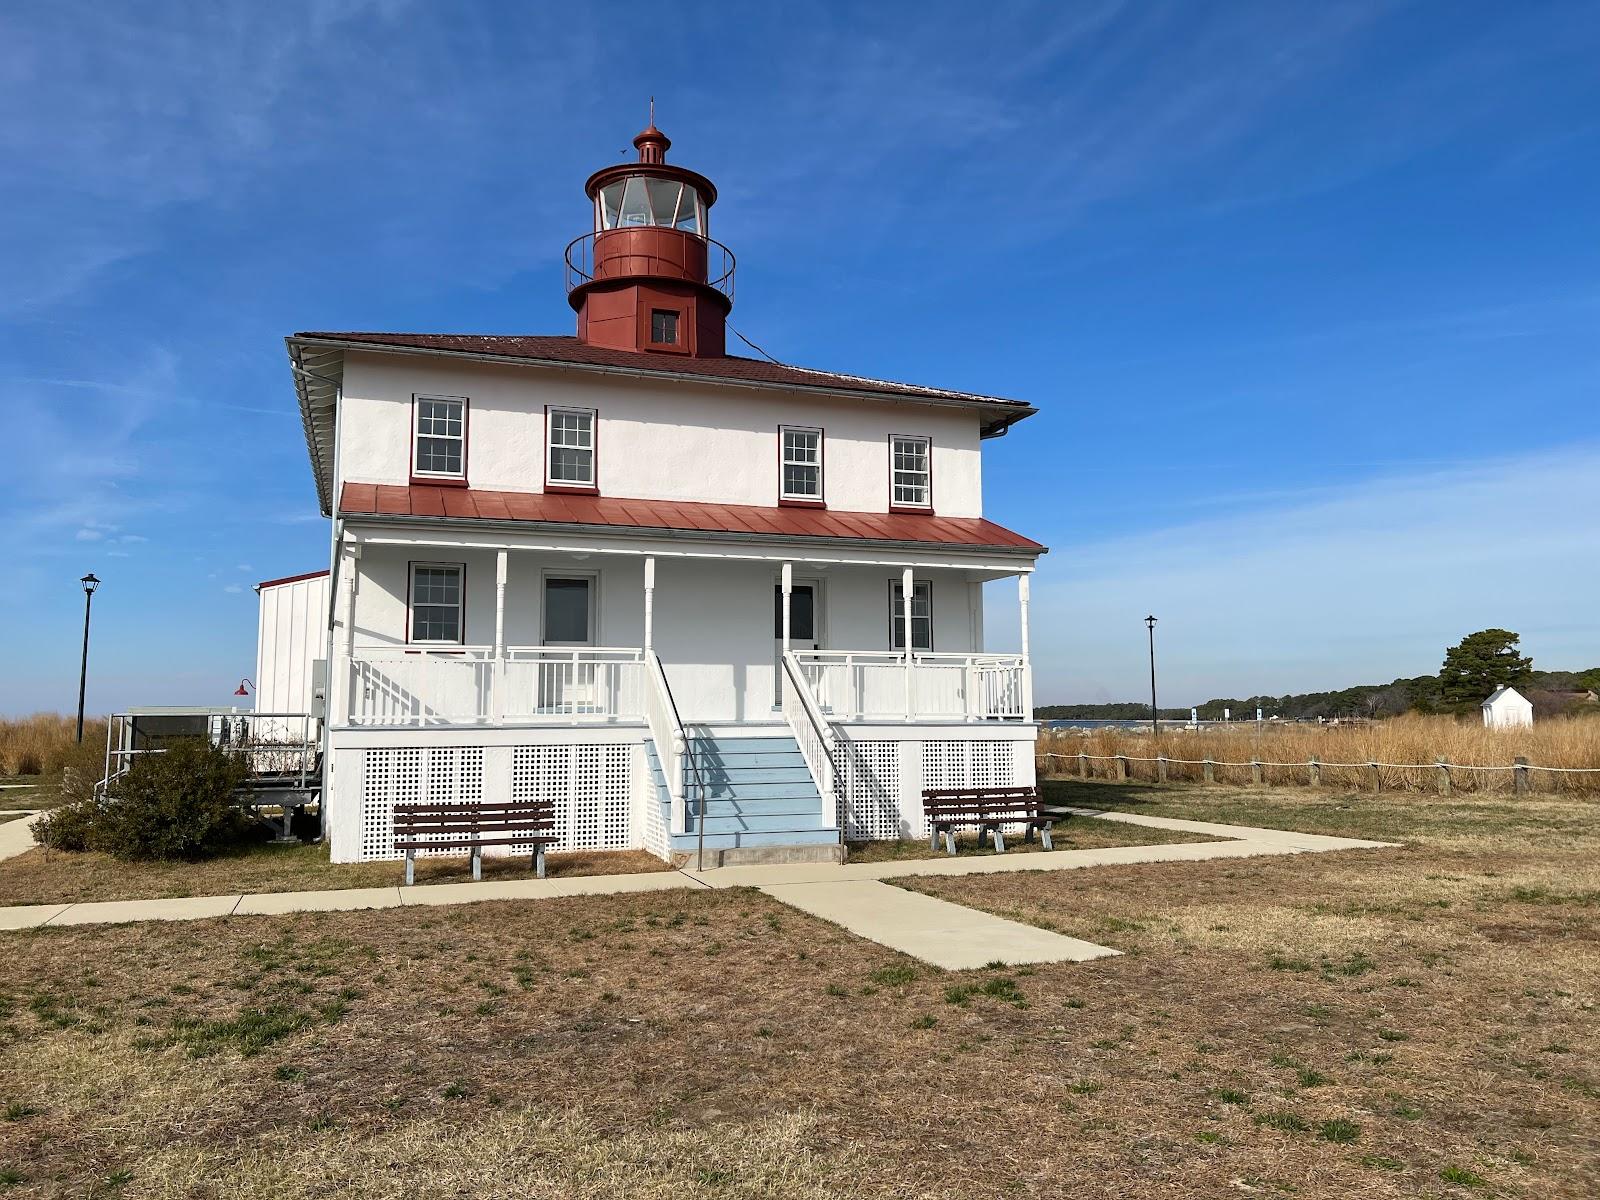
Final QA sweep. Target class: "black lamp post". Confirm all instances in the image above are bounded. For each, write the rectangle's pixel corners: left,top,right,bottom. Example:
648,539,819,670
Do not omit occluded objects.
76,573,101,743
1145,614,1158,738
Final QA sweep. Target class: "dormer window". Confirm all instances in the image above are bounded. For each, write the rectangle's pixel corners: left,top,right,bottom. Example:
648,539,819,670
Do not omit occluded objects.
546,406,597,492
890,435,932,510
780,426,823,504
413,395,466,481
650,309,679,345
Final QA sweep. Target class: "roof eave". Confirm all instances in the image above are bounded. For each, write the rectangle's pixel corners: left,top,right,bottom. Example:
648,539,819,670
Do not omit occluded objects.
340,508,1047,559
286,334,1039,428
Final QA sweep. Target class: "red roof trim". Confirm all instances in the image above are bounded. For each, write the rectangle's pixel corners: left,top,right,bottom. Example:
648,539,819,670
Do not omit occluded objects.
337,483,1044,554
255,569,330,591
292,332,1034,414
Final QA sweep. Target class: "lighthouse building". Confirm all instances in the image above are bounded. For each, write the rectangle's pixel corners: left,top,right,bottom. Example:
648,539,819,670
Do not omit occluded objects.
283,121,1046,864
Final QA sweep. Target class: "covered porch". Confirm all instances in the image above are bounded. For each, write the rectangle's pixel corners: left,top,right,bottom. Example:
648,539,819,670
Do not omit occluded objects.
332,533,1035,731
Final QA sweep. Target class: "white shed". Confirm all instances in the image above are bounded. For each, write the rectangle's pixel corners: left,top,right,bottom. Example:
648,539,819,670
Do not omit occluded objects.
254,570,330,717
1481,685,1534,729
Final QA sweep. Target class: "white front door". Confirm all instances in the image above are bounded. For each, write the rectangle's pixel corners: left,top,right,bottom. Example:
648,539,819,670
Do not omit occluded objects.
774,580,821,706
542,573,597,711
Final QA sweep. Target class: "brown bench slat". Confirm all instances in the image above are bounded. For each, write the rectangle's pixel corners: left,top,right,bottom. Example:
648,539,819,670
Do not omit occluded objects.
392,800,559,885
395,835,556,851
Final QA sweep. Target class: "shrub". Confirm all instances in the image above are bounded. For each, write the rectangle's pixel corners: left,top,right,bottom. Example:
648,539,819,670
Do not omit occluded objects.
35,799,102,852
91,740,251,861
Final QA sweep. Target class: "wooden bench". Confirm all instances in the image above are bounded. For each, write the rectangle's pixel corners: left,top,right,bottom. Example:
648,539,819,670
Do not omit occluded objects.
393,801,557,885
921,787,1053,855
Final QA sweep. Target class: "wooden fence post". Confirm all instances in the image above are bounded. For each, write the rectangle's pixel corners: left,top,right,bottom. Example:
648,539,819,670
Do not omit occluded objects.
1157,755,1168,784
1308,757,1321,787
1203,759,1215,785
1368,761,1381,794
1078,752,1088,780
1250,759,1263,787
1435,757,1451,796
1513,756,1529,796
1115,755,1129,781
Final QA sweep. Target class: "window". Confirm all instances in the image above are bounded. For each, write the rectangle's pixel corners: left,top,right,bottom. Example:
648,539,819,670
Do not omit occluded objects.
543,576,593,645
889,580,933,651
596,177,704,234
414,396,466,479
409,563,464,643
547,407,596,489
780,426,823,501
891,435,931,509
772,584,816,640
650,309,679,345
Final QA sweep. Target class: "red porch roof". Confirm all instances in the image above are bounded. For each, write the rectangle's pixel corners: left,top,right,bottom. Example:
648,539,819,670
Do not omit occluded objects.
338,483,1044,554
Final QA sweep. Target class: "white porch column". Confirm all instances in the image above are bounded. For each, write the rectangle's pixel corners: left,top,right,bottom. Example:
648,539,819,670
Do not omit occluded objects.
780,562,793,653
1019,572,1034,720
336,542,361,724
902,566,915,720
492,550,508,721
643,556,655,656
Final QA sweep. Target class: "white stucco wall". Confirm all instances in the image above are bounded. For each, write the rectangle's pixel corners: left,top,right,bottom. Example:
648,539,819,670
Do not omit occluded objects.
337,352,986,517
341,545,986,722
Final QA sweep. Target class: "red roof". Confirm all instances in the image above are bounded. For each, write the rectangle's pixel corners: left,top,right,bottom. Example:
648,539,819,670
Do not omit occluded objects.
339,483,1044,554
255,569,330,591
292,332,1033,424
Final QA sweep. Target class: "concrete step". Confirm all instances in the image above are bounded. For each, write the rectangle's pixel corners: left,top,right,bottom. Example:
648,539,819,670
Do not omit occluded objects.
677,843,847,869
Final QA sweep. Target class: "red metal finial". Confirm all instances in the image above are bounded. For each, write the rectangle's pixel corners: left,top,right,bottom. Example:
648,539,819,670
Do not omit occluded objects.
633,100,670,164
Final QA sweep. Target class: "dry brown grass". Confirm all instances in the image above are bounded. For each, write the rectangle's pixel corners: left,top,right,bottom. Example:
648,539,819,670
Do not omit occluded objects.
0,714,107,779
1,786,1596,1198
845,815,1222,864
1040,712,1600,794
0,842,672,906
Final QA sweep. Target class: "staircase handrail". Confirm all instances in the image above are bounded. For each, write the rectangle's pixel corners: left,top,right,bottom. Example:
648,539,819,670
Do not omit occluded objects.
648,653,711,869
781,651,845,840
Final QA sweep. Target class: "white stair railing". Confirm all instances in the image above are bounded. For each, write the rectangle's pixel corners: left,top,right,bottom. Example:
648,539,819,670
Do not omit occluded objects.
781,651,843,833
643,654,687,835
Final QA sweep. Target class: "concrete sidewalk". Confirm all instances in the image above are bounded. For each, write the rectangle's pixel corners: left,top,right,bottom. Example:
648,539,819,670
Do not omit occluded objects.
0,812,43,865
0,811,1398,970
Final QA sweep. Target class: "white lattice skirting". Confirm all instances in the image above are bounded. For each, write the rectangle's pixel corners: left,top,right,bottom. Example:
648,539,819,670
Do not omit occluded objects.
358,744,637,863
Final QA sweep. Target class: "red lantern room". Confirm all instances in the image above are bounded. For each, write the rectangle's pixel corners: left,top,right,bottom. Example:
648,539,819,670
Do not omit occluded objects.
565,113,734,357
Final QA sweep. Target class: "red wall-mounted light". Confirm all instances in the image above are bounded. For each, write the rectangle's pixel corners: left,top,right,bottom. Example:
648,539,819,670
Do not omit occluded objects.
234,678,254,697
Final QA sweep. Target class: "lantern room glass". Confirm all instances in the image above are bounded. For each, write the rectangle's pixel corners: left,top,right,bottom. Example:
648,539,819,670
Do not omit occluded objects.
595,176,705,235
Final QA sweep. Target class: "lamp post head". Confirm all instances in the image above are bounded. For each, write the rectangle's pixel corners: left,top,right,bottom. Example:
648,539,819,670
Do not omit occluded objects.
1145,614,1157,630
81,573,101,595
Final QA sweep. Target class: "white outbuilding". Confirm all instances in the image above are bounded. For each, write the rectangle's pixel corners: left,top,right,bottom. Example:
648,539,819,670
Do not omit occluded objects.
1481,685,1534,729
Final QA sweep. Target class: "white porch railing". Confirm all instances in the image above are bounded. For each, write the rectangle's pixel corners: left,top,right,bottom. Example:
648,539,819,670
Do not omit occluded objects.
781,652,841,830
791,650,1029,722
348,646,646,726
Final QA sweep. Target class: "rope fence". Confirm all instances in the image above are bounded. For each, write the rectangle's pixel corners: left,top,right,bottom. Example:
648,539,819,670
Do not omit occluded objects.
1039,751,1600,796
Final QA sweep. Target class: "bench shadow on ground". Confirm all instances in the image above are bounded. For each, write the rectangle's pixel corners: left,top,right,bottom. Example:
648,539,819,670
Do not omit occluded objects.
1039,777,1175,810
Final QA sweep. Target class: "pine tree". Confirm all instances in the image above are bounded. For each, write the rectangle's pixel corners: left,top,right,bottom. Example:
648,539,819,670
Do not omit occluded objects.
1439,629,1534,713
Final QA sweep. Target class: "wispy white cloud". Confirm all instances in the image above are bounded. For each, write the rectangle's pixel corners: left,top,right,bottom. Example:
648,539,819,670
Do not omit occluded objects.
1014,444,1600,705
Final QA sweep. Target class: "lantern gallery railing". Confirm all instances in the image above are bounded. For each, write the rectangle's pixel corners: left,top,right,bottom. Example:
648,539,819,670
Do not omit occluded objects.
790,650,1029,723
347,646,648,726
563,229,736,302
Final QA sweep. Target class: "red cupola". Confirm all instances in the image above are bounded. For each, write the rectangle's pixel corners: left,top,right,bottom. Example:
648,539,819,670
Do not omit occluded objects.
565,113,734,357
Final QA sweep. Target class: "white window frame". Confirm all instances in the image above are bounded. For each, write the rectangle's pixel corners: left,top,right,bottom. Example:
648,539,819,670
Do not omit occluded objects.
889,579,933,651
541,570,599,647
890,435,932,510
408,562,465,645
780,425,823,502
546,406,596,489
413,394,467,481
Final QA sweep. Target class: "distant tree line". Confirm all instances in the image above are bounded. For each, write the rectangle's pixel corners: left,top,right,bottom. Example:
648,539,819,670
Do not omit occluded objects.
1036,629,1600,722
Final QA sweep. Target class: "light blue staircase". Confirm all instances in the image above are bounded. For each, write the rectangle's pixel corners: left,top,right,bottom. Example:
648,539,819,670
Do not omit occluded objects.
645,733,840,855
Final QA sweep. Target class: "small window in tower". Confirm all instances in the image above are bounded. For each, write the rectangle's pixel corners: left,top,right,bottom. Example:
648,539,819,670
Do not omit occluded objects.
650,309,679,345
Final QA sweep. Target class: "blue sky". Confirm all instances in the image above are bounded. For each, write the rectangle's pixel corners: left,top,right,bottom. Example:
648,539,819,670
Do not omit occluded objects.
4,0,1597,715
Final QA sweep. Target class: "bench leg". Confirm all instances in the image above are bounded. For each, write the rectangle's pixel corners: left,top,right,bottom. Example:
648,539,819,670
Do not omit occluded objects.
930,827,940,852
1024,822,1036,843
992,827,1006,853
535,845,547,879
404,851,414,887
472,847,482,882
1040,823,1054,851
944,830,957,856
